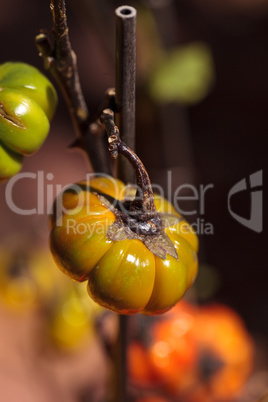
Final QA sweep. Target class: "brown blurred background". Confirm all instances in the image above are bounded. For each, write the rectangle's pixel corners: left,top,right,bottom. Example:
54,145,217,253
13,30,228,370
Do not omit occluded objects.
0,0,267,400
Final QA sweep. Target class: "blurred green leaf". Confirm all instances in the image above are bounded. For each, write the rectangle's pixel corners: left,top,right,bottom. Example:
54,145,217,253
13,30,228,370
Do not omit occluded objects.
148,42,215,105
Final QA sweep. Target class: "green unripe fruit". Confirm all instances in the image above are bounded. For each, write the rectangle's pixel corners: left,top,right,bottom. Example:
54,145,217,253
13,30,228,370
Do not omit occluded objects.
0,62,57,120
0,142,23,182
0,62,58,181
0,88,50,155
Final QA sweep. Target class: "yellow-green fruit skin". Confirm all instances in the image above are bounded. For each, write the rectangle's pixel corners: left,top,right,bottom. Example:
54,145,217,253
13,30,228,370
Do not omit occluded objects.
0,62,57,120
50,176,199,316
0,62,57,180
0,88,50,155
0,141,23,182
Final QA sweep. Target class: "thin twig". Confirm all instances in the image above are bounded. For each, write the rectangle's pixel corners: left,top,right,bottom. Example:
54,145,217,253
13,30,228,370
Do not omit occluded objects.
36,0,89,134
35,0,111,174
101,109,158,217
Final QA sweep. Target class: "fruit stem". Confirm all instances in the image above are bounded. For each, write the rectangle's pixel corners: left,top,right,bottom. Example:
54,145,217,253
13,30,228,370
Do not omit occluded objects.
101,109,161,229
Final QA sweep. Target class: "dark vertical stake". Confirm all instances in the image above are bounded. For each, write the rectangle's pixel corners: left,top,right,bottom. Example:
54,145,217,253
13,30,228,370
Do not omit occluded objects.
113,5,137,402
115,6,137,184
113,314,128,402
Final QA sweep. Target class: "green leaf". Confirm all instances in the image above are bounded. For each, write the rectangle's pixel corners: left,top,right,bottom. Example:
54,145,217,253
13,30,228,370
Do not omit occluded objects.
148,42,215,104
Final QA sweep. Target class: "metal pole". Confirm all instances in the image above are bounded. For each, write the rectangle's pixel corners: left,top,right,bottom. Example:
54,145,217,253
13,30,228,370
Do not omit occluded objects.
113,5,137,402
115,5,137,184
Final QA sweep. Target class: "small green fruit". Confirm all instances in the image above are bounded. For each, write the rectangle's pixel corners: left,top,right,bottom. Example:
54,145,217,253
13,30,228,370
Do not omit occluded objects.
0,62,58,181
